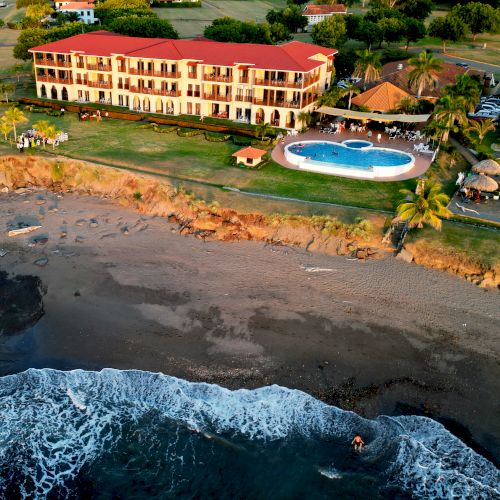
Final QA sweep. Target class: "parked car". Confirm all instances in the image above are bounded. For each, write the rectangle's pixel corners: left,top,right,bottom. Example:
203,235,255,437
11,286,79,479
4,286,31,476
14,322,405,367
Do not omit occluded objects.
0,2,7,7
455,62,469,69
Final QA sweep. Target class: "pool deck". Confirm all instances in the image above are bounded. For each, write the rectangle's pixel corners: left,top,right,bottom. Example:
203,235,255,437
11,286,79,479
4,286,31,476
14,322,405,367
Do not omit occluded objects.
272,129,434,182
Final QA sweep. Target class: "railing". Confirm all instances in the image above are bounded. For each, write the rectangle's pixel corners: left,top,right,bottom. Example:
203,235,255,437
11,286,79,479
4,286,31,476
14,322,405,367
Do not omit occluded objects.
35,58,72,68
87,81,113,89
76,62,85,69
117,83,130,90
252,98,299,108
253,74,320,89
203,93,232,102
37,75,73,84
235,95,252,102
118,66,127,73
210,112,229,119
302,94,318,107
203,74,233,83
129,69,179,78
87,64,111,72
129,86,180,97
239,77,249,84
187,90,201,97
153,71,179,78
326,64,333,72
76,79,88,85
188,72,197,79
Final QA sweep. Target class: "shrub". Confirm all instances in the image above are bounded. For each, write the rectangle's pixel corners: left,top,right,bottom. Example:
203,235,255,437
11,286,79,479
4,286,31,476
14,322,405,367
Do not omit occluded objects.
151,0,201,6
204,131,230,142
177,127,203,137
232,135,252,146
133,191,142,200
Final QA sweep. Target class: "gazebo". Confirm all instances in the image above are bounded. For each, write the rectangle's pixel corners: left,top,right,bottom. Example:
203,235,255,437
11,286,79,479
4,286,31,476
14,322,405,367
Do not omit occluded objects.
232,146,267,167
472,159,500,176
463,174,499,192
351,82,414,113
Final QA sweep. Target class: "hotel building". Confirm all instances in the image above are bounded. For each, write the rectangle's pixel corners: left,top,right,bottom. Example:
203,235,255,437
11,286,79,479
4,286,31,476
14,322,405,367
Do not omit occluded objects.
30,31,336,129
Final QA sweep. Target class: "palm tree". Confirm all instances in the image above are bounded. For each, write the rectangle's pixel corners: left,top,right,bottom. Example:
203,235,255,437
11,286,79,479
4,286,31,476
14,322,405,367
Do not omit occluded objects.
396,178,451,231
442,74,481,113
3,106,27,143
0,82,16,103
340,81,360,110
353,50,382,89
407,51,442,99
430,94,468,143
33,119,51,147
466,119,496,144
256,122,272,141
0,118,12,141
396,96,418,114
297,111,311,128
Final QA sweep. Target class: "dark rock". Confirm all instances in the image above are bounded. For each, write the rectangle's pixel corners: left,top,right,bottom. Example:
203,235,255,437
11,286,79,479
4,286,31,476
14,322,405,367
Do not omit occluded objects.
34,257,48,267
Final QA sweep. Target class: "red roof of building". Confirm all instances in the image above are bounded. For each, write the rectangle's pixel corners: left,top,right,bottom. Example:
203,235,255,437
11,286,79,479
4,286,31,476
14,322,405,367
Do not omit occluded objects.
232,146,267,159
351,82,412,112
303,4,347,15
60,2,94,9
29,32,337,72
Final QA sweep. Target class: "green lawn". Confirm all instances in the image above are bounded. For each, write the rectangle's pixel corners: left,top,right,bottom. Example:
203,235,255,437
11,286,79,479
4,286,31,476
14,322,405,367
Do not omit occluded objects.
407,221,500,269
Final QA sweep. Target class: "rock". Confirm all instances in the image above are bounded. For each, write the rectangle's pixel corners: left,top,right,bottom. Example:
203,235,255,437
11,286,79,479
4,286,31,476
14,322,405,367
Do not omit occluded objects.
75,235,84,243
34,257,48,267
1,186,9,193
74,290,81,297
479,277,498,288
89,218,98,228
60,231,67,239
35,199,46,205
0,249,8,258
120,226,129,235
355,248,368,260
15,188,28,194
396,248,414,263
75,219,86,226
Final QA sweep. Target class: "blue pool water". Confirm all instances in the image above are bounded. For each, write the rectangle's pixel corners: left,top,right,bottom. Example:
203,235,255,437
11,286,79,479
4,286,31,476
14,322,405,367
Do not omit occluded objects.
288,141,412,170
342,140,373,149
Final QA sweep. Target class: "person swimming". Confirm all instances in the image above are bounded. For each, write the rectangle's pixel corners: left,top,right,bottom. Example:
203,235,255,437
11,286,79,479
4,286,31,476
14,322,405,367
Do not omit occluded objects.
351,434,364,451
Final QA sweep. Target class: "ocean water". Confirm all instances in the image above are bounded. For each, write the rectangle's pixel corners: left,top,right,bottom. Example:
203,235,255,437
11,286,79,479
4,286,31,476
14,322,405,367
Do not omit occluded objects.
0,369,498,499
288,142,412,169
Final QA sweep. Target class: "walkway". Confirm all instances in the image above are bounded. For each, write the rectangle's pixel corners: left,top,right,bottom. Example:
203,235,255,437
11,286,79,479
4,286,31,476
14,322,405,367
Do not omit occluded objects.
272,128,433,182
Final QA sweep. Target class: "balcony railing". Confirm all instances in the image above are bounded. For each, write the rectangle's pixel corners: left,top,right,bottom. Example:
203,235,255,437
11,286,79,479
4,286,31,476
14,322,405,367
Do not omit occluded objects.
129,68,179,78
188,72,197,79
76,62,85,69
203,74,233,83
37,75,73,84
117,83,130,90
76,79,88,85
87,64,111,72
35,58,71,68
87,81,113,89
187,90,201,97
252,98,300,108
239,77,249,84
203,93,232,102
253,74,320,89
235,95,252,102
129,86,180,97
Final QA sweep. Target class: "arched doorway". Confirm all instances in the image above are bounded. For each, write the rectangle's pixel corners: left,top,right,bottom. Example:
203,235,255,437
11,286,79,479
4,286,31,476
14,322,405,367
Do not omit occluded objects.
133,96,140,111
271,110,280,127
155,98,163,114
286,111,295,129
166,99,174,114
61,87,68,101
255,108,264,124
143,97,150,112
50,86,58,100
40,85,46,98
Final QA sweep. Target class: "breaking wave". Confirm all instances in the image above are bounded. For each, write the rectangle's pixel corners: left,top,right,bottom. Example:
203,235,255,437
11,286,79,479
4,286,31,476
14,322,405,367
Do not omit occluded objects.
0,369,497,498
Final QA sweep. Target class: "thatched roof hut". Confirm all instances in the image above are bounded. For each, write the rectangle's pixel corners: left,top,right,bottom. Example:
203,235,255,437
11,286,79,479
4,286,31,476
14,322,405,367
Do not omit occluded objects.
463,174,499,192
472,159,500,176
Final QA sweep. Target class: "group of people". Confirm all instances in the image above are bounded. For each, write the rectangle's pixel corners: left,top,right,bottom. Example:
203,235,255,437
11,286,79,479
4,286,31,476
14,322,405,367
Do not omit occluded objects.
78,109,110,122
16,129,68,152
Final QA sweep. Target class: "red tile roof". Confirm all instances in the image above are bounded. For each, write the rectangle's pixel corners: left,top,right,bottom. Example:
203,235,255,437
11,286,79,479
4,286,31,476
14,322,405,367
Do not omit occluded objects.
378,59,484,98
351,82,412,112
29,32,337,72
303,4,347,15
60,2,94,9
232,146,267,159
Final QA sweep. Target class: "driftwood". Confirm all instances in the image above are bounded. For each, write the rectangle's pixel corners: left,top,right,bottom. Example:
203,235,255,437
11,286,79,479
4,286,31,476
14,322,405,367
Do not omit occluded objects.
8,226,42,237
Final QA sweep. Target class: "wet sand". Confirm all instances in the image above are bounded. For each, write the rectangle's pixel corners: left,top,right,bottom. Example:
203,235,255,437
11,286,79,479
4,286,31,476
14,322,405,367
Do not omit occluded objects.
0,188,499,463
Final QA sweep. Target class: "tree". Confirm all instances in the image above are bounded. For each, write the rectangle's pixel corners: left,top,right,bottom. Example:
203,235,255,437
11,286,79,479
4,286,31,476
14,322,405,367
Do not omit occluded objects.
109,16,179,38
466,119,496,144
316,86,344,107
396,95,418,113
442,73,481,112
452,2,500,41
340,81,360,109
269,23,292,43
428,14,468,53
396,179,451,231
430,94,468,142
94,0,153,25
0,118,13,142
44,124,61,149
204,17,272,44
33,119,51,147
0,19,4,29
2,107,28,143
10,63,25,83
311,15,346,48
403,18,426,50
281,5,308,33
0,82,17,102
378,17,406,46
397,0,433,20
297,111,312,128
353,50,382,88
353,19,384,50
13,27,47,60
407,50,442,98
256,122,272,141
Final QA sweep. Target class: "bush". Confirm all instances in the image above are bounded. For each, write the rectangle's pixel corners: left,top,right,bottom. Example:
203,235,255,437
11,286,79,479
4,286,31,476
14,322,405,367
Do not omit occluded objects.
380,48,409,65
177,127,203,137
232,136,252,146
204,131,230,142
151,0,201,6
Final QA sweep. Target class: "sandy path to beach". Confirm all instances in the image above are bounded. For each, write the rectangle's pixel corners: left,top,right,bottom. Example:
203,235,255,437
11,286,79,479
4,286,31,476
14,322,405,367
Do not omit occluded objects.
0,188,499,462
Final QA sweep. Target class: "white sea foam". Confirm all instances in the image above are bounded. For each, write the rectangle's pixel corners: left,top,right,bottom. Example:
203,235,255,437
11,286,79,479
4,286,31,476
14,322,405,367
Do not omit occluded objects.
0,368,497,498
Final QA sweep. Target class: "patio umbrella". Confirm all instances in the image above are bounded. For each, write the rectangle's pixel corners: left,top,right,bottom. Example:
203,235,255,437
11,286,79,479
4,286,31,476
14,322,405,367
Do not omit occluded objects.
463,174,499,192
472,159,500,176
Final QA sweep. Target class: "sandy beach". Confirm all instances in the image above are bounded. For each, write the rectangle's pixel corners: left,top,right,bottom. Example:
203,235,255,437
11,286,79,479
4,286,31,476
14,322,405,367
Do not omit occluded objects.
0,188,499,463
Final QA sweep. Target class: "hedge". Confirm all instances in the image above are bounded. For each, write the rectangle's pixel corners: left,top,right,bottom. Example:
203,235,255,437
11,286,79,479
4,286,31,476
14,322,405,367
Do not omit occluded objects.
152,0,201,6
177,127,203,137
204,131,230,142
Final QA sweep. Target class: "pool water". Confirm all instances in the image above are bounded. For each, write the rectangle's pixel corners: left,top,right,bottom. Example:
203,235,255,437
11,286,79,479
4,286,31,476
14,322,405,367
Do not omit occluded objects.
342,140,373,149
288,141,412,171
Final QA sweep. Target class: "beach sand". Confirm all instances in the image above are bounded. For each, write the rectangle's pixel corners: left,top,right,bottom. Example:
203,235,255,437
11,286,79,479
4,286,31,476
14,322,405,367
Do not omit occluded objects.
1,188,499,463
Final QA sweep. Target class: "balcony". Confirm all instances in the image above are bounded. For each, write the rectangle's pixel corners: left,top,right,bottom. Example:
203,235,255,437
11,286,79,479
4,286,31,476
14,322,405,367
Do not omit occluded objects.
76,79,88,85
253,74,320,89
235,95,252,102
35,58,72,68
87,64,111,72
239,76,249,84
129,86,180,97
187,90,201,97
37,75,73,84
117,83,130,90
76,62,85,69
203,74,233,83
252,98,300,108
87,80,113,89
129,69,179,78
188,72,198,79
203,93,232,102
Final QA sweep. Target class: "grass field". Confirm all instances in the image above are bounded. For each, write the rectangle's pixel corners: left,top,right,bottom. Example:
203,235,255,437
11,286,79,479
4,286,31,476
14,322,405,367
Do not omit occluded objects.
154,0,286,39
0,109,468,213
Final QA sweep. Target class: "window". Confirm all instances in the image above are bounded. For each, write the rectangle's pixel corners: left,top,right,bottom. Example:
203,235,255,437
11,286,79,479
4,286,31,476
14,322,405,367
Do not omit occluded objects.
246,158,253,165
118,95,123,105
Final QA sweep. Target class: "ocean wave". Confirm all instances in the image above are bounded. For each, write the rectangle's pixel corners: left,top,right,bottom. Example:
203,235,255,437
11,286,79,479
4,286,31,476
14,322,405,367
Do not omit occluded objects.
0,368,497,498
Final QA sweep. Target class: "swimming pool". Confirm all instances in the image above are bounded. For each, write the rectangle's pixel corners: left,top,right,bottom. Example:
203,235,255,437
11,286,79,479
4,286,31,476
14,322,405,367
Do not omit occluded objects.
284,140,415,179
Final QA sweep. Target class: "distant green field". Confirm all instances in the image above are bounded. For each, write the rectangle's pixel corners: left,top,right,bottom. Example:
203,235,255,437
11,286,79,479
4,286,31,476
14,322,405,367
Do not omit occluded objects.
154,0,286,38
